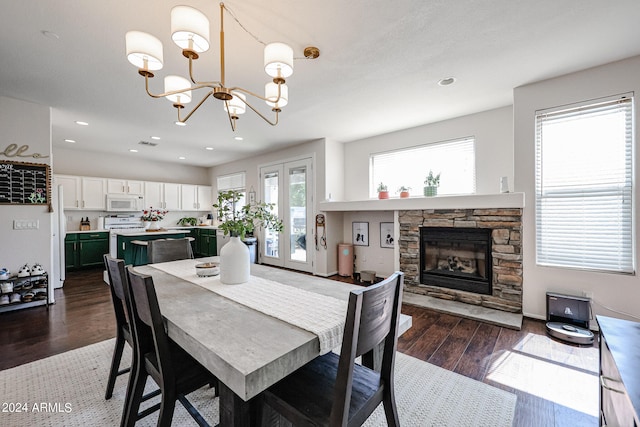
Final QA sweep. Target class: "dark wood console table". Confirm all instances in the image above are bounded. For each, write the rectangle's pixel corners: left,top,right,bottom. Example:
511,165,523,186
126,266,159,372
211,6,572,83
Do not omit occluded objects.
597,315,640,426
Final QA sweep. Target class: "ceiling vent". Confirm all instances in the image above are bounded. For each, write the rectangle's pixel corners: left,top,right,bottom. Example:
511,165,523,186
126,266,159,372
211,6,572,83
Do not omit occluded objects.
138,140,158,147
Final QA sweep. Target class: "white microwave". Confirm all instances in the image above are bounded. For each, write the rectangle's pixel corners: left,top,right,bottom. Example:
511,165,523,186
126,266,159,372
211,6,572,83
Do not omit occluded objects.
105,194,144,212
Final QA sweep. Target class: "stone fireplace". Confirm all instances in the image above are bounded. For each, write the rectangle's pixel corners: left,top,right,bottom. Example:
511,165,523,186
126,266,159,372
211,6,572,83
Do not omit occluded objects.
400,208,522,313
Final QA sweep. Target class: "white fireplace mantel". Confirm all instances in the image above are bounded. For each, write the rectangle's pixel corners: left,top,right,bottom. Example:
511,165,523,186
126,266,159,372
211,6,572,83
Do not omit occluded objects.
318,192,525,212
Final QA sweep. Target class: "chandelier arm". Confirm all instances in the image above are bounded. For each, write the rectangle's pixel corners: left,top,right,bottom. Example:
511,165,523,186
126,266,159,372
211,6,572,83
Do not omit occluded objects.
144,75,216,99
229,85,281,103
241,97,279,126
223,102,237,132
188,57,222,87
176,91,215,123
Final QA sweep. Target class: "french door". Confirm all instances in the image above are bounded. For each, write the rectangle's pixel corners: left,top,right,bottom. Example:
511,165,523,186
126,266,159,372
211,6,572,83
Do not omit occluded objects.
260,158,313,273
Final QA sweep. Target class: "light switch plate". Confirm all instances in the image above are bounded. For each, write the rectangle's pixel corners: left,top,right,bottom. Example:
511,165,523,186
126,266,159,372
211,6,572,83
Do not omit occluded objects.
13,219,39,230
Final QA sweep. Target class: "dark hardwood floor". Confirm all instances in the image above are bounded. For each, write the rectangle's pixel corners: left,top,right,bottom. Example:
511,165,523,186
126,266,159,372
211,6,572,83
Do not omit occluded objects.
0,268,599,426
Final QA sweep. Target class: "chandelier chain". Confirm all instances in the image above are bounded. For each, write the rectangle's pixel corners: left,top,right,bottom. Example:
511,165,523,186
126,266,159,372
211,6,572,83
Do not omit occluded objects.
223,4,267,46
223,4,312,60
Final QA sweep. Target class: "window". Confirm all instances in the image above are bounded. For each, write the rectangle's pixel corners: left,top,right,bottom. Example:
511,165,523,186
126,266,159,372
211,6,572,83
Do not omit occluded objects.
370,137,475,197
535,95,634,273
217,172,246,215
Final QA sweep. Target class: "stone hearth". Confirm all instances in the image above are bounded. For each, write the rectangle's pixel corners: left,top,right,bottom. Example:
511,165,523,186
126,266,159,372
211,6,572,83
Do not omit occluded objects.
399,208,523,313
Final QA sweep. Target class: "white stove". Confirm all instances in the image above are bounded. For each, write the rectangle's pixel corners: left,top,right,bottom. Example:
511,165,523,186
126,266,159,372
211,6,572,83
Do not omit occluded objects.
104,216,145,257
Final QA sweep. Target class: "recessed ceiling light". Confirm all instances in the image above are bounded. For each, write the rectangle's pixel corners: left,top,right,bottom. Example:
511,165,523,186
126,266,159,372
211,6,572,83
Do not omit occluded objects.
129,149,138,153
438,77,456,86
205,147,214,151
41,30,59,40
175,121,186,127
178,156,186,160
151,136,161,140
75,121,89,126
64,139,76,143
234,136,243,141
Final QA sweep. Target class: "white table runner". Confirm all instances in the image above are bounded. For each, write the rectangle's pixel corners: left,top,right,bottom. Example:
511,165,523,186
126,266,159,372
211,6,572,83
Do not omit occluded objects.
148,260,348,354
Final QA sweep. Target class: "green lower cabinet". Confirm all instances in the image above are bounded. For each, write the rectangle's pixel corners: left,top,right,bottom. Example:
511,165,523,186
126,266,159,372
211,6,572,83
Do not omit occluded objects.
195,228,217,257
117,233,187,266
65,234,79,269
65,232,109,270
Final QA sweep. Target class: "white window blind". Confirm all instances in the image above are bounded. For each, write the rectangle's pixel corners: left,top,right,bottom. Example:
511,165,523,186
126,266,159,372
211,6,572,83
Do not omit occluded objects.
217,172,246,191
535,95,634,273
370,137,475,197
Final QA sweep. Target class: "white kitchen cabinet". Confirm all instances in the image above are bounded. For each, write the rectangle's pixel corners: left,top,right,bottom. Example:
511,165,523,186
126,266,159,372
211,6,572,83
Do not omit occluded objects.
181,184,212,211
107,179,144,195
197,185,212,211
144,182,181,210
55,175,106,210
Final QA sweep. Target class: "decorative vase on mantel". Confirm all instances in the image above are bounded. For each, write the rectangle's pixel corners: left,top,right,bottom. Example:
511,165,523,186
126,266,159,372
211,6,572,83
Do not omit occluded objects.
423,186,438,197
220,235,250,285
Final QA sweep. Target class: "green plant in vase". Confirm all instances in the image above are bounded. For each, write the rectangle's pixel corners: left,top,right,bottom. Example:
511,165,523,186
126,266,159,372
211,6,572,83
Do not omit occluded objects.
377,182,389,199
423,170,440,197
397,186,411,198
213,190,284,238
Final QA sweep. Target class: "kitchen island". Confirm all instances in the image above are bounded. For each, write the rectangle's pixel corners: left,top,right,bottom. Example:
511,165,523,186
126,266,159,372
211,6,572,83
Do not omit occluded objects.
112,229,192,265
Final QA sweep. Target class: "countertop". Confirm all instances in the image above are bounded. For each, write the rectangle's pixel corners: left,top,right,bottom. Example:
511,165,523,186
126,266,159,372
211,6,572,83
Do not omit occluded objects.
66,225,219,234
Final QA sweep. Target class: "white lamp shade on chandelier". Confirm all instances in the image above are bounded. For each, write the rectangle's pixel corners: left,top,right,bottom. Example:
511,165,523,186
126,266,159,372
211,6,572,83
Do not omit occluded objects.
264,42,294,78
125,31,164,70
224,92,247,116
265,82,288,108
164,75,192,104
171,6,210,53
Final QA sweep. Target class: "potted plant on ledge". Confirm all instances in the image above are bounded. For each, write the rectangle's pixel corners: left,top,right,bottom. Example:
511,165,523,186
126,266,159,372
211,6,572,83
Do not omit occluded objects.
377,182,389,199
423,170,441,197
213,190,283,284
397,186,411,198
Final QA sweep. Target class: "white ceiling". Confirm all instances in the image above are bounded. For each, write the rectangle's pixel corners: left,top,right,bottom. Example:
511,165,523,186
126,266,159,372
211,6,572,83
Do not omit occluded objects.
2,1,640,167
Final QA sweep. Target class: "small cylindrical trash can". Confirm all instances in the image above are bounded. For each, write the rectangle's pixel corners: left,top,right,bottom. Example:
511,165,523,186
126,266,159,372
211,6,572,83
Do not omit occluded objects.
338,243,354,277
243,237,258,264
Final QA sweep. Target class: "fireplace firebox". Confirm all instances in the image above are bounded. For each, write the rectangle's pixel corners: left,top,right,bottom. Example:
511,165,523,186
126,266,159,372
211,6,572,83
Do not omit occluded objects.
420,227,492,295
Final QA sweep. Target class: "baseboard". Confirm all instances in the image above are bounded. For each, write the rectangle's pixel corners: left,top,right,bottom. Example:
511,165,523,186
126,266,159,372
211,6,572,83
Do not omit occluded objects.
314,270,337,277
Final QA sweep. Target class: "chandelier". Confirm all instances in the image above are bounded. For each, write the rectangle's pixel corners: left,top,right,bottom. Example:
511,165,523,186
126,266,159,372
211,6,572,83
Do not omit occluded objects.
125,2,319,131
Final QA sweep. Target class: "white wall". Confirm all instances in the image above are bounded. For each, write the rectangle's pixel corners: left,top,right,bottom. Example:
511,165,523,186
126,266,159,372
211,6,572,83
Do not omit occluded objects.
0,96,52,277
343,210,395,277
210,138,333,274
514,55,640,322
343,106,513,200
53,146,210,184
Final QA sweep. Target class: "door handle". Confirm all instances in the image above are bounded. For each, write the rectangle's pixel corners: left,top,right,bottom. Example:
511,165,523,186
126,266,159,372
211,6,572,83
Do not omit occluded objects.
600,376,624,393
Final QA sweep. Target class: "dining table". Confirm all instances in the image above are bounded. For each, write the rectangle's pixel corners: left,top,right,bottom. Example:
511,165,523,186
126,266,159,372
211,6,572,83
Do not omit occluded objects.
134,257,412,427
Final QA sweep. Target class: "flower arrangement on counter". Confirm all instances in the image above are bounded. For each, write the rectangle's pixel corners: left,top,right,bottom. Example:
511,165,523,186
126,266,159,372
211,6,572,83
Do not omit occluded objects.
141,207,168,222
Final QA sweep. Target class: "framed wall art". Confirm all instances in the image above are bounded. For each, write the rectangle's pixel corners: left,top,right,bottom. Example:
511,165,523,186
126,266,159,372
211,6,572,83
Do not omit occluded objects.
380,222,395,248
352,221,369,246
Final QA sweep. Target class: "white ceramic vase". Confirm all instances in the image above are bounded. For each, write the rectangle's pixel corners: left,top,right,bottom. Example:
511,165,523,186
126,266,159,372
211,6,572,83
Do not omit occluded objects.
220,236,250,284
146,221,161,230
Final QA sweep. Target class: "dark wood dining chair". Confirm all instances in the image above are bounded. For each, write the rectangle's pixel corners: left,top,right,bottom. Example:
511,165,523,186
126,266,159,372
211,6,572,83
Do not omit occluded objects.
260,271,404,427
124,265,217,427
103,255,161,425
146,238,194,264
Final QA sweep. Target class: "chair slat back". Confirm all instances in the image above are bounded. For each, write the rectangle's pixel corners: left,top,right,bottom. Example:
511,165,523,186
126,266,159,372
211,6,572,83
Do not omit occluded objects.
147,238,193,264
331,272,404,425
126,266,175,383
103,255,130,329
354,273,404,357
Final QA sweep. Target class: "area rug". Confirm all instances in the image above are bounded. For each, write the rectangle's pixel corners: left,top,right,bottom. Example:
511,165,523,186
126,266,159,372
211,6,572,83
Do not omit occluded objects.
0,339,516,426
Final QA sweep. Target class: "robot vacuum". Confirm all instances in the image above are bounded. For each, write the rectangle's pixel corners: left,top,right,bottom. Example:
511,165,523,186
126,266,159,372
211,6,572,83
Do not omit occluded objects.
545,321,594,345
545,292,594,345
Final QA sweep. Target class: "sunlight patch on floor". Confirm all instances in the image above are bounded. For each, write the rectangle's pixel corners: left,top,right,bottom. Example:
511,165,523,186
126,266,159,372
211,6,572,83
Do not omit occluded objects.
486,342,599,417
